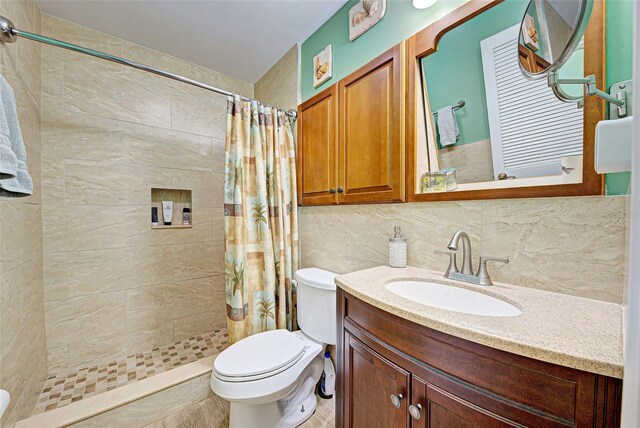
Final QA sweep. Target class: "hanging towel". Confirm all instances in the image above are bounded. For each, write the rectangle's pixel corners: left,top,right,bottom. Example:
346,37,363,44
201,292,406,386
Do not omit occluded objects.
436,106,459,147
0,74,33,196
0,77,18,179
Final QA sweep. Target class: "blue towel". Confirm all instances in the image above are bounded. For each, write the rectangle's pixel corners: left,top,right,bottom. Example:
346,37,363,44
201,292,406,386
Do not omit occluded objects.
0,74,33,196
0,78,18,179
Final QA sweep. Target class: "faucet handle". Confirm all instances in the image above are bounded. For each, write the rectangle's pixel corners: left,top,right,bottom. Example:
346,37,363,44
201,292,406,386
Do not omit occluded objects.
433,250,459,276
476,256,509,286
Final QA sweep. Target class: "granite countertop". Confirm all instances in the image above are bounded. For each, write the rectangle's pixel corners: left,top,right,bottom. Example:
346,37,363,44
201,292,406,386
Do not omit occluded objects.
335,265,624,379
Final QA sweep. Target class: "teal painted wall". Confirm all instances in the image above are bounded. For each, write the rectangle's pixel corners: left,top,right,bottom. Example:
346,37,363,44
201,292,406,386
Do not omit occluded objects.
301,0,468,101
605,0,633,195
301,0,634,194
421,0,527,148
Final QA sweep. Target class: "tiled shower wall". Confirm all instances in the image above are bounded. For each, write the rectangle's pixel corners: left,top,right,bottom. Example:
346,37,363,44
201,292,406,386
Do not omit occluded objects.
40,15,250,374
0,0,47,424
300,196,628,304
254,45,299,112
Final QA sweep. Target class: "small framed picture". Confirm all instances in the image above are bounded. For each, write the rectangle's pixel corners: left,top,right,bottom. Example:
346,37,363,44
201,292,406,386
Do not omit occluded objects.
349,0,387,42
521,14,540,51
313,45,332,88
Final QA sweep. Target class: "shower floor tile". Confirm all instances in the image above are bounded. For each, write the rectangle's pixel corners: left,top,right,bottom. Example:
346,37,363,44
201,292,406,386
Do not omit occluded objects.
33,329,229,415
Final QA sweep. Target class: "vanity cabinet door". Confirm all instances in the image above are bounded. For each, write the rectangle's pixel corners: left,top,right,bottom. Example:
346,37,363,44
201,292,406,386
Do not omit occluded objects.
297,84,339,206
343,331,410,428
411,377,522,428
338,43,405,204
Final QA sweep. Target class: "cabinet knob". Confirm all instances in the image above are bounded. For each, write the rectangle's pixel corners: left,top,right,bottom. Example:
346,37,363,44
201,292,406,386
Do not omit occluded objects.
337,187,344,193
409,403,423,420
329,188,336,194
390,393,403,408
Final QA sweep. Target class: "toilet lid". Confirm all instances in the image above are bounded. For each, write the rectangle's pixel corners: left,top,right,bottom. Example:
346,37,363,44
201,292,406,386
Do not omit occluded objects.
214,329,307,379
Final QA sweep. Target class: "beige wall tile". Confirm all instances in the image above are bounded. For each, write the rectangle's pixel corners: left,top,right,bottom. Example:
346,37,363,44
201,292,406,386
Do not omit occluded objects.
42,112,124,162
0,2,45,424
124,122,213,171
0,315,46,424
481,196,627,303
123,206,213,248
44,291,127,348
191,373,215,404
40,14,238,368
46,345,70,375
1,268,23,357
71,380,194,428
42,205,127,253
173,312,219,343
0,201,42,273
171,242,224,282
254,44,298,112
300,196,628,303
65,246,174,297
170,93,227,138
171,170,223,209
43,252,68,301
64,160,172,206
67,326,173,371
40,157,64,205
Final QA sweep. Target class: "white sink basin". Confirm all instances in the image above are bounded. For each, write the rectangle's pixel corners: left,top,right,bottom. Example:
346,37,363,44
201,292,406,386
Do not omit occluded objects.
385,281,522,317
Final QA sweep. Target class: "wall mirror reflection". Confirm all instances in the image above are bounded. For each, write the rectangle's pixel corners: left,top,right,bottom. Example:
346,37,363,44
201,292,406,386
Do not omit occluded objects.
414,0,597,196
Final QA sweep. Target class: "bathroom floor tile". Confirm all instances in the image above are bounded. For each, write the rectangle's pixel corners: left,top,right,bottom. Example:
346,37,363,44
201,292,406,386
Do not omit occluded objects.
32,328,229,415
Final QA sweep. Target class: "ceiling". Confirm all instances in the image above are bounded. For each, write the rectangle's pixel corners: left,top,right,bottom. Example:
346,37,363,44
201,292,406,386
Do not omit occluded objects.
38,0,348,83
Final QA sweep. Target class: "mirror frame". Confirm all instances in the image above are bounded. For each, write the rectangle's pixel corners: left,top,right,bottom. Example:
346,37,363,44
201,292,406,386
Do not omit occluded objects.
405,0,605,202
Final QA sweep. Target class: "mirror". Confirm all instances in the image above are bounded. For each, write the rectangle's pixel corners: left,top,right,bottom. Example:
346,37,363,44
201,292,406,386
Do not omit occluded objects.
518,0,592,79
414,0,598,195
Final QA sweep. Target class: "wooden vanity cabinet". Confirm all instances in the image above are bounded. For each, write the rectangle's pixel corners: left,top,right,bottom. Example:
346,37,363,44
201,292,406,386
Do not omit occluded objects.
297,43,405,206
337,289,622,428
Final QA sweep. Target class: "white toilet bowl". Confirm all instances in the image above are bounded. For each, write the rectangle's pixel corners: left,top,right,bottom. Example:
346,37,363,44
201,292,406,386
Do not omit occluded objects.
210,268,337,428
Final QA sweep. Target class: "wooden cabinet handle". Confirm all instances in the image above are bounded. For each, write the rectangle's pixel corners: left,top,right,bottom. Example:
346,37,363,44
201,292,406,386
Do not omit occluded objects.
390,393,403,408
329,188,336,194
337,187,344,193
409,403,423,420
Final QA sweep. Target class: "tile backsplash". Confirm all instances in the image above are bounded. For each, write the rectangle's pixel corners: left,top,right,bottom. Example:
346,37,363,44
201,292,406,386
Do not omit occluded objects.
300,195,628,304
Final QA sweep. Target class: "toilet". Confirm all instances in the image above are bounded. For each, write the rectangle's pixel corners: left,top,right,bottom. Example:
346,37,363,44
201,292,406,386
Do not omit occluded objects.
210,268,337,428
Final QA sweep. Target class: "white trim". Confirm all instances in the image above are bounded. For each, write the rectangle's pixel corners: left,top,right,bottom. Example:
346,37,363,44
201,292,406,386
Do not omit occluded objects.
621,1,640,425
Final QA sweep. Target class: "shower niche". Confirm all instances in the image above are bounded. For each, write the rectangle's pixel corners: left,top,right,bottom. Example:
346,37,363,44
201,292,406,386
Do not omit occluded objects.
151,188,193,229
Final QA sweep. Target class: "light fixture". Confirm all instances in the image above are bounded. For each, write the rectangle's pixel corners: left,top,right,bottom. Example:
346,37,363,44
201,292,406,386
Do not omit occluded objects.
412,0,438,9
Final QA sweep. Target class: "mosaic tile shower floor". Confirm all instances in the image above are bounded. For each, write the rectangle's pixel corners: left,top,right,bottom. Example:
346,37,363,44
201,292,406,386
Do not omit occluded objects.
33,329,229,415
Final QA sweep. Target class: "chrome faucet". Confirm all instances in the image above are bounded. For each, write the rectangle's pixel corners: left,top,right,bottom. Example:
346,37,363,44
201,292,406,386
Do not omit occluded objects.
435,230,509,286
447,230,473,275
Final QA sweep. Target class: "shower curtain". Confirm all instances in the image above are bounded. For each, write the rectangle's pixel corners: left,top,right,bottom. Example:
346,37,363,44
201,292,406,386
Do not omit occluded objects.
224,95,299,344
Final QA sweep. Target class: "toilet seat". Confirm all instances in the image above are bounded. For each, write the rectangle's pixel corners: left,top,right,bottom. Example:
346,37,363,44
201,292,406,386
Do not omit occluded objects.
214,329,308,382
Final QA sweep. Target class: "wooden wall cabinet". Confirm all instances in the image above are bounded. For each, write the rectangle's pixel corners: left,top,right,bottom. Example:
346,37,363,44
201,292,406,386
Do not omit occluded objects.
337,289,622,428
297,84,339,206
297,44,405,206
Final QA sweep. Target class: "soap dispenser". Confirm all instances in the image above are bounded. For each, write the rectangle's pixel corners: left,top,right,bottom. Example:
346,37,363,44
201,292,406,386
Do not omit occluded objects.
389,226,407,268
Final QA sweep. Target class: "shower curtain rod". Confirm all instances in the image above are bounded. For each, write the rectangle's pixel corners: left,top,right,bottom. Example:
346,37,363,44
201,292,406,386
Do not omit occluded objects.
0,16,298,119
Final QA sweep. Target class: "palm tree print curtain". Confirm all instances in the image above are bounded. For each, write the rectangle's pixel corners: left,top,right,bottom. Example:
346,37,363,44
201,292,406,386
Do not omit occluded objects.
224,95,299,343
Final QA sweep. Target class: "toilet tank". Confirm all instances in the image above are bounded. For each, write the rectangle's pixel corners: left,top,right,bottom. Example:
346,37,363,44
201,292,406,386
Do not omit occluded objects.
295,268,337,345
